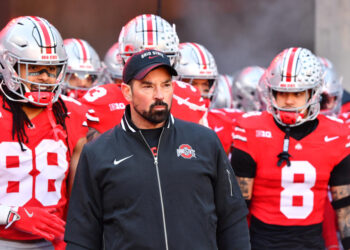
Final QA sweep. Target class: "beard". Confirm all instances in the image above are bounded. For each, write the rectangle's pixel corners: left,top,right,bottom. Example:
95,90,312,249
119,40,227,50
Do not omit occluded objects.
134,100,171,124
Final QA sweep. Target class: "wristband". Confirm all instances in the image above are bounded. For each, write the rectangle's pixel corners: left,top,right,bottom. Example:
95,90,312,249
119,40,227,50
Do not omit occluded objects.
332,195,350,209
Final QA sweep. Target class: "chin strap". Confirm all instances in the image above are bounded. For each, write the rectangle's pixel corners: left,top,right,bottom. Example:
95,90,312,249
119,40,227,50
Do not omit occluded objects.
277,126,291,167
24,92,54,106
47,102,67,141
279,110,304,125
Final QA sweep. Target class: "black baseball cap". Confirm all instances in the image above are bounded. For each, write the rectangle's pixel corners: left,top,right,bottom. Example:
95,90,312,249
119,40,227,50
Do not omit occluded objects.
122,49,178,84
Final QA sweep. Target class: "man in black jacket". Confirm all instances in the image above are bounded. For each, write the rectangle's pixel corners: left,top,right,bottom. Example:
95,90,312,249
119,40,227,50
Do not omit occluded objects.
65,49,250,250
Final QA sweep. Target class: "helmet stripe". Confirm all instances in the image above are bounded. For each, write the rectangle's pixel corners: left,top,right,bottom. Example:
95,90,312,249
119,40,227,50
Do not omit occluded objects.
190,43,208,69
283,47,301,82
30,16,54,54
146,14,154,46
74,39,89,63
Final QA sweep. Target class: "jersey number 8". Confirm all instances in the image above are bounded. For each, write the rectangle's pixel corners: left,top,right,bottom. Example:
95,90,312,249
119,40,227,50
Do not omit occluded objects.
280,161,316,219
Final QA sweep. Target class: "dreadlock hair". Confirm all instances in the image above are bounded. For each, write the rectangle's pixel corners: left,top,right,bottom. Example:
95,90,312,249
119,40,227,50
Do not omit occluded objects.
1,84,71,156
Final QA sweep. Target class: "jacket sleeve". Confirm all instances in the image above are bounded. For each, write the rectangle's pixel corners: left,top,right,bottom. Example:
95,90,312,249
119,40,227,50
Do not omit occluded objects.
214,138,251,250
64,145,103,249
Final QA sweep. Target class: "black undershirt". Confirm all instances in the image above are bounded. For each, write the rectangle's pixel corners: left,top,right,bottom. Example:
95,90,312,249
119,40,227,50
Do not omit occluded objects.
140,128,162,156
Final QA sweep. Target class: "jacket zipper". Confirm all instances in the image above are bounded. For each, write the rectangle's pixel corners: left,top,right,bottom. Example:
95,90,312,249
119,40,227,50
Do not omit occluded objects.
226,169,233,197
139,129,169,250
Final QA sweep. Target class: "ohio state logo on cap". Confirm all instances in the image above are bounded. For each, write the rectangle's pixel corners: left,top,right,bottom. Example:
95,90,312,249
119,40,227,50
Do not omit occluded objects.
177,144,196,159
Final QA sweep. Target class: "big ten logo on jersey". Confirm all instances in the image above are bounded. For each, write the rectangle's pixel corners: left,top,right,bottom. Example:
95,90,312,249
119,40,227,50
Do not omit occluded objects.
256,130,272,138
83,86,107,102
0,140,68,206
109,103,125,111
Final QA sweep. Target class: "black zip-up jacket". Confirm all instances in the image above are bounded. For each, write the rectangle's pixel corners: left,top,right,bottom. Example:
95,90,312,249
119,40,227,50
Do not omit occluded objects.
65,107,250,250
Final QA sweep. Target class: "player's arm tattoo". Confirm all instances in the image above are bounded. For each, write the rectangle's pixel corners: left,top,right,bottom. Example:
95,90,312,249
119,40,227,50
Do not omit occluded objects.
331,184,350,239
236,177,254,200
86,127,101,142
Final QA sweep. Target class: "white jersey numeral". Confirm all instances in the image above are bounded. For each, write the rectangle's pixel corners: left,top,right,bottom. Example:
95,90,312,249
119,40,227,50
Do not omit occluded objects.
0,140,68,206
83,86,107,102
280,161,316,219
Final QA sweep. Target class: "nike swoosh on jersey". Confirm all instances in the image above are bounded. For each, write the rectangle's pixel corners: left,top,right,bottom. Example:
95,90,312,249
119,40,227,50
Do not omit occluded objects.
214,126,224,133
113,155,133,166
24,208,33,217
324,136,339,142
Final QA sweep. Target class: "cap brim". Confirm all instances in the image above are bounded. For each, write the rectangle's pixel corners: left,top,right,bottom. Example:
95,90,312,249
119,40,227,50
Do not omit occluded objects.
134,63,177,80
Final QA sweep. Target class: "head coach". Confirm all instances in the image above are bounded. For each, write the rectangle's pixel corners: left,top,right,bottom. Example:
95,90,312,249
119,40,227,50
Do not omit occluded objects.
64,49,250,250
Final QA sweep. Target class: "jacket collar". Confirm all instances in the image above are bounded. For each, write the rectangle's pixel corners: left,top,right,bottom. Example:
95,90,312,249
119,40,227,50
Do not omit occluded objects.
121,105,175,132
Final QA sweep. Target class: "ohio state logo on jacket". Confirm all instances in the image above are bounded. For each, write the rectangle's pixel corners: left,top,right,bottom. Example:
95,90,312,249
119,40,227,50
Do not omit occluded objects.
177,144,196,159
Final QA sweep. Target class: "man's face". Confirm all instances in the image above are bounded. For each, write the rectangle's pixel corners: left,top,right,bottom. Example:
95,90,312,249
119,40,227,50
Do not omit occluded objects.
275,90,309,115
19,64,58,91
124,67,173,128
183,78,210,97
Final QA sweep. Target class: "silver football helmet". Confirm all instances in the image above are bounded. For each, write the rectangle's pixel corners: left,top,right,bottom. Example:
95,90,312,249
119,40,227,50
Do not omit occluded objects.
0,16,67,106
264,47,323,126
118,14,179,66
102,42,123,83
210,74,233,109
318,57,343,116
231,66,265,112
64,38,102,99
176,42,218,98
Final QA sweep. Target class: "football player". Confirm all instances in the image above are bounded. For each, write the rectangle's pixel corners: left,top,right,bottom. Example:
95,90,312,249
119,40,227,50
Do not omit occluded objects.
231,47,350,249
0,16,87,249
63,38,103,100
176,42,233,153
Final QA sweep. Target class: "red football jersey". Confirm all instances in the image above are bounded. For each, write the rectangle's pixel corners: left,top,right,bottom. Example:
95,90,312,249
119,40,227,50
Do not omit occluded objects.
220,108,243,125
205,109,233,153
0,97,85,240
233,111,350,226
80,83,128,133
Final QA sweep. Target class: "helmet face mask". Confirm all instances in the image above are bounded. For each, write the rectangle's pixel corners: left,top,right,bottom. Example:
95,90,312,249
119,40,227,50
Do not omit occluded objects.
264,47,323,126
0,16,67,106
119,14,179,67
